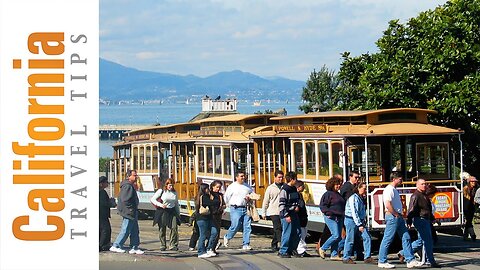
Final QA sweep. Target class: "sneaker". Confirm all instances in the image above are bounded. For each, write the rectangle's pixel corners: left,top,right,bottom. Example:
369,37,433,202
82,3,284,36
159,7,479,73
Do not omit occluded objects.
378,262,396,269
364,257,377,264
318,248,326,259
242,245,252,251
109,246,125,253
343,258,356,264
330,255,343,261
397,252,405,264
169,247,179,251
198,253,212,258
428,263,442,268
223,235,229,248
278,253,291,258
207,250,217,257
129,248,144,255
407,260,422,269
160,247,166,251
188,247,195,251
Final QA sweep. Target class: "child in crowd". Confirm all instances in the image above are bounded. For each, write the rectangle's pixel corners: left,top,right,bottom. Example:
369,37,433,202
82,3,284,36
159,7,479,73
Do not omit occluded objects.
295,180,312,257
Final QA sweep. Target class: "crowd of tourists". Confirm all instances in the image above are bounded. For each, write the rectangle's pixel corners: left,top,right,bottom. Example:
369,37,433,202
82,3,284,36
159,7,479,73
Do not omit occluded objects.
99,169,480,269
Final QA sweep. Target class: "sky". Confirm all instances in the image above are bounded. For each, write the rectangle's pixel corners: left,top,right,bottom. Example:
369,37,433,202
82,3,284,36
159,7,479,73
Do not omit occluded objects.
100,0,448,81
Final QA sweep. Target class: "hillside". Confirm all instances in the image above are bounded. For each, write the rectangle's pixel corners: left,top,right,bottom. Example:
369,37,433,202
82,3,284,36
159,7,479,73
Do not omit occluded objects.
99,58,305,102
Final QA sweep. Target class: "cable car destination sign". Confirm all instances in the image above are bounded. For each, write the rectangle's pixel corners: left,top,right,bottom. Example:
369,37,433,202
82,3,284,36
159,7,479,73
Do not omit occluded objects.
274,124,327,133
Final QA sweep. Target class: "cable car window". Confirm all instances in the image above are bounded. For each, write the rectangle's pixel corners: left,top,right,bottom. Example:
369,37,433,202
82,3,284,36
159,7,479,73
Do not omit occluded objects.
306,142,316,178
198,146,205,173
318,142,329,177
293,142,303,177
417,143,448,179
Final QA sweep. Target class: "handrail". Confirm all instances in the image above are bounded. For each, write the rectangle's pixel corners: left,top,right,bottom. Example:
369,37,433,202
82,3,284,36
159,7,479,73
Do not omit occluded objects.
366,179,461,187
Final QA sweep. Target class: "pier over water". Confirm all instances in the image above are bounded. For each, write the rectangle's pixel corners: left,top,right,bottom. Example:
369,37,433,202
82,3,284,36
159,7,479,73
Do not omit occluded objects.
99,125,148,140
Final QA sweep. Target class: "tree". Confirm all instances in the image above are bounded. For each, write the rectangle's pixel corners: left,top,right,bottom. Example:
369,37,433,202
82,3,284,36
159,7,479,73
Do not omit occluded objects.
299,66,341,113
99,157,110,173
302,0,480,174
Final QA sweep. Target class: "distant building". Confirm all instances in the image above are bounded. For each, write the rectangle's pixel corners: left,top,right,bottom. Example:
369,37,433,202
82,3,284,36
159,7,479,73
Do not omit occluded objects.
191,96,239,122
201,96,237,112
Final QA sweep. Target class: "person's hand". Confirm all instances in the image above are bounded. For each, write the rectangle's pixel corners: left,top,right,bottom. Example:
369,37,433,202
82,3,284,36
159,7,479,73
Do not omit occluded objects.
359,226,364,233
161,204,166,209
262,215,267,220
285,216,291,223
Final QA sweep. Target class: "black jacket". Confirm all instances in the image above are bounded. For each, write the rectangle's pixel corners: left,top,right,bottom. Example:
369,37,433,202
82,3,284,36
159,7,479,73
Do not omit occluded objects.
298,196,308,227
99,189,110,220
211,191,225,215
196,194,219,220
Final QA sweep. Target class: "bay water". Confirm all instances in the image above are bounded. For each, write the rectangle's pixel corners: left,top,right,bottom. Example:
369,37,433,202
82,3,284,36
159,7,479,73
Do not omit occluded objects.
100,101,303,157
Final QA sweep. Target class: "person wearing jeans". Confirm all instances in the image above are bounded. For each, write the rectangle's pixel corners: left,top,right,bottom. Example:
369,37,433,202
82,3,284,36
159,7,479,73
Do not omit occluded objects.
278,171,301,258
343,182,375,264
378,172,420,269
223,171,254,250
379,214,418,267
210,180,226,252
224,205,252,247
404,179,440,268
319,177,345,260
196,183,219,258
113,212,140,250
322,215,343,258
110,169,144,255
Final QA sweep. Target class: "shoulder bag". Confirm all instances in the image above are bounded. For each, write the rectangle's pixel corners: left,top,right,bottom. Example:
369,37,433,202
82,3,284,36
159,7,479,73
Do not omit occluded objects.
199,195,210,215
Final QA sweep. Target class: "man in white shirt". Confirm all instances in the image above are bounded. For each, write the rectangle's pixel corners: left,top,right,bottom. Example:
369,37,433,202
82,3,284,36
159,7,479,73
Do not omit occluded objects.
262,170,284,251
378,172,421,269
223,171,254,250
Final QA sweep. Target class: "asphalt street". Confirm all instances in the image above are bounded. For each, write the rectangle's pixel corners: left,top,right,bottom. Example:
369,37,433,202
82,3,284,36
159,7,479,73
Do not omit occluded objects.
100,210,480,270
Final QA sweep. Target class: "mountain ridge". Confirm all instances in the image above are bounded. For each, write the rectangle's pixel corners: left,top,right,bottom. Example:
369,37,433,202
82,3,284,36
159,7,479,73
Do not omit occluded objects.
100,58,305,101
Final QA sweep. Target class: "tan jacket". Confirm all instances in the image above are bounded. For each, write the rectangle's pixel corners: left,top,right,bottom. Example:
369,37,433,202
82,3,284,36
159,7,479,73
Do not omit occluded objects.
262,183,283,217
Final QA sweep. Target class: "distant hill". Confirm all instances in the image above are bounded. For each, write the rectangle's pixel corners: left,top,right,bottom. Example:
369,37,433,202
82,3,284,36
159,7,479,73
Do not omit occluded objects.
99,58,305,101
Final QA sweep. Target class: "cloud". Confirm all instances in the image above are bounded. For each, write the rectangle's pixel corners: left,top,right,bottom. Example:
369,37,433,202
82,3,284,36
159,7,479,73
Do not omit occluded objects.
135,51,170,60
100,0,448,80
233,26,264,39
